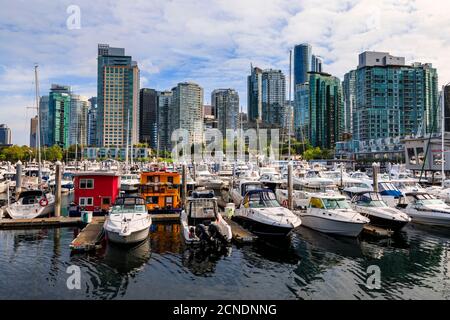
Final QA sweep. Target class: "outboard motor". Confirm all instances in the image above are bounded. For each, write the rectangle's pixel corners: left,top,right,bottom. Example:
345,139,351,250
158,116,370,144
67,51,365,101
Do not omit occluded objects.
195,223,212,242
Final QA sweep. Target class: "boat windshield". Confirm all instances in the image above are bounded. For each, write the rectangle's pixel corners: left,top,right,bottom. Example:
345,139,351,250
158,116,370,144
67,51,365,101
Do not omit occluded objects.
189,199,217,218
416,198,446,206
112,204,147,213
247,191,280,208
322,198,351,210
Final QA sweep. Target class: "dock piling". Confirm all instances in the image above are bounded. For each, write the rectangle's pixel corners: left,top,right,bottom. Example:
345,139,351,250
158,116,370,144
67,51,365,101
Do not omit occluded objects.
372,162,379,193
288,162,293,210
15,160,22,199
54,161,62,217
182,163,187,209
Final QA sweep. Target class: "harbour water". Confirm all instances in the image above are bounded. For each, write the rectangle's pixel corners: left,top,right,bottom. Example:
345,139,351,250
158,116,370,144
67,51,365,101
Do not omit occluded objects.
1,217,450,299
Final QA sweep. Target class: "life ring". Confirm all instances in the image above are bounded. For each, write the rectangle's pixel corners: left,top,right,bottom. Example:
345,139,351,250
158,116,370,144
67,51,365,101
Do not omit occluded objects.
39,198,48,207
282,200,288,207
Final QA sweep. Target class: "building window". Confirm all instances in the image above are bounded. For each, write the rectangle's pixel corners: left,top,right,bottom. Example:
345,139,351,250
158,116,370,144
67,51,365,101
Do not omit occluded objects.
79,197,93,206
146,196,159,204
80,179,94,189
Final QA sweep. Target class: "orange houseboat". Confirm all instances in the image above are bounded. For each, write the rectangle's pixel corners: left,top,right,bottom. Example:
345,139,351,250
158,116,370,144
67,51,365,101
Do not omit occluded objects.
138,170,182,214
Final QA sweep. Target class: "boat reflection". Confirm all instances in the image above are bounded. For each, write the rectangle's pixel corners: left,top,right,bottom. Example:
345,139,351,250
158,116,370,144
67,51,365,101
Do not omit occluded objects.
181,244,232,276
102,239,151,274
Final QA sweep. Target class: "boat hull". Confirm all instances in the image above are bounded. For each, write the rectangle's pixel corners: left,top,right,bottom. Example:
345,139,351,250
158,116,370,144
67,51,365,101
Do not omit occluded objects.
106,227,150,245
298,214,365,237
365,214,409,231
232,216,295,237
407,212,450,227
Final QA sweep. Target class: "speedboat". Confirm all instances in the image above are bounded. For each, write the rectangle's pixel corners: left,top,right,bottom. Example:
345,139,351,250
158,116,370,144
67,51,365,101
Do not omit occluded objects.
4,190,55,219
233,189,301,237
180,190,232,244
396,192,450,227
351,191,410,231
120,174,140,192
295,193,369,237
104,196,152,245
229,180,264,206
195,164,224,189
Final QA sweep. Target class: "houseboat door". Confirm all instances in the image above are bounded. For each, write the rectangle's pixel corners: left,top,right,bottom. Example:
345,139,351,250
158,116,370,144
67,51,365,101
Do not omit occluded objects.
101,197,111,211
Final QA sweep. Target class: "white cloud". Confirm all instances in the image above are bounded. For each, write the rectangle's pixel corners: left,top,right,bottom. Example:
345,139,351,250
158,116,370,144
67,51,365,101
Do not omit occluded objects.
0,0,449,145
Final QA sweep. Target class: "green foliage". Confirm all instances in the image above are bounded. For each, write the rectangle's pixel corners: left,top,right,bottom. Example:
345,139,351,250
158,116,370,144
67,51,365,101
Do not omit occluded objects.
0,145,34,162
302,146,334,160
43,145,63,161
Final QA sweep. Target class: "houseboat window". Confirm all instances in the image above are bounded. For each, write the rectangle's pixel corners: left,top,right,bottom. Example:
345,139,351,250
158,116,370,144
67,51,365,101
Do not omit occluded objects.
80,179,94,189
168,176,174,184
146,196,159,204
165,196,173,207
79,197,93,206
102,197,111,205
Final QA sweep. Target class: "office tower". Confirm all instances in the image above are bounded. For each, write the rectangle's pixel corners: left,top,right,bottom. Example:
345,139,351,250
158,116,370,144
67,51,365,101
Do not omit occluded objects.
444,85,450,132
293,43,312,87
311,55,323,73
0,124,11,146
170,82,204,147
211,89,239,135
247,66,263,123
69,95,90,146
248,67,286,127
139,88,158,149
282,102,294,134
39,96,49,147
307,72,344,149
97,44,140,147
204,105,214,117
48,84,71,148
87,97,97,146
157,90,173,153
30,116,38,148
343,70,356,135
354,51,439,141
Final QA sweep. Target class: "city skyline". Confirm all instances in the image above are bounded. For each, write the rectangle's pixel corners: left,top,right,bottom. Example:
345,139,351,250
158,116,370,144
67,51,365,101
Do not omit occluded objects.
1,0,450,145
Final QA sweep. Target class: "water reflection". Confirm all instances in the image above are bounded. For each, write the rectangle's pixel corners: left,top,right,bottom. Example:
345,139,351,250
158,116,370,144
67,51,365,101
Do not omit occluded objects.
102,240,151,274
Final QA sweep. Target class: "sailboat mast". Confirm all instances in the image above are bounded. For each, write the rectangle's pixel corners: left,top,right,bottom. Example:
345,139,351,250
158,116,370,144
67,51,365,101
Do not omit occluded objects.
34,65,42,186
442,87,446,187
125,108,130,170
288,49,292,161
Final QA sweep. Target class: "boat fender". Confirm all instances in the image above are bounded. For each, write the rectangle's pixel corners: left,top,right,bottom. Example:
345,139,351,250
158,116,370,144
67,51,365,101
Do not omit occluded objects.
282,200,288,207
39,197,48,207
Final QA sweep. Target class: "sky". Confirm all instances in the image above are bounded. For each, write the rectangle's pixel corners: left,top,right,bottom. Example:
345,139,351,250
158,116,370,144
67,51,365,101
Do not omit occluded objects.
1,0,450,145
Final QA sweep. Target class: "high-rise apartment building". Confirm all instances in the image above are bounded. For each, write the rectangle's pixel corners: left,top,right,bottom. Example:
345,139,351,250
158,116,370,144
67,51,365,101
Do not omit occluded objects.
39,95,49,146
353,51,439,141
69,95,90,146
294,43,312,87
343,70,356,135
30,116,38,148
96,44,139,147
87,97,97,146
48,84,71,148
211,89,239,135
170,82,204,147
247,66,262,123
444,85,450,132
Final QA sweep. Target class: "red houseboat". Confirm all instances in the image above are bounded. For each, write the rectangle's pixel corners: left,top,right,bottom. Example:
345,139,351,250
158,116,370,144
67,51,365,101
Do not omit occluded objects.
69,172,121,217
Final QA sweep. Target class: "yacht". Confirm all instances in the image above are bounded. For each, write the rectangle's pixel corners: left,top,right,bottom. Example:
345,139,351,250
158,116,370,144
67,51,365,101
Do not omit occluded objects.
233,189,301,236
229,180,264,206
4,190,55,219
351,191,410,231
195,164,224,189
180,190,232,245
295,194,369,237
396,192,450,227
104,196,152,245
120,173,140,192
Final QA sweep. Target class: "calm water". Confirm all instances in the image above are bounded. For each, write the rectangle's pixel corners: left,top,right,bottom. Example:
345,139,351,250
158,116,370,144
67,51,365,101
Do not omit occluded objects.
1,218,450,300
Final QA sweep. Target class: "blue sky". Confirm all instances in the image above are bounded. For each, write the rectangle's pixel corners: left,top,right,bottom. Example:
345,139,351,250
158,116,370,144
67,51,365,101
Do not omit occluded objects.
1,0,450,145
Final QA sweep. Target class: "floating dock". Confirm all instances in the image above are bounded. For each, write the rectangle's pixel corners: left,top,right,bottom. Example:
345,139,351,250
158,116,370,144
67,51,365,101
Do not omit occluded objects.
151,213,180,222
224,217,258,244
0,216,81,230
70,217,105,252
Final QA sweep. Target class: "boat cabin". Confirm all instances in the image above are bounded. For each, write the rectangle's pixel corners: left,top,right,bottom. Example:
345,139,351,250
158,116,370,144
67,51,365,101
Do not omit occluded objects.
139,170,182,213
186,190,219,226
70,171,120,216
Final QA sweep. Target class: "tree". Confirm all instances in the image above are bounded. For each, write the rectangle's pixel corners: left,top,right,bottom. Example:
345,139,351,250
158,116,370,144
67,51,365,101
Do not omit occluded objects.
43,145,63,161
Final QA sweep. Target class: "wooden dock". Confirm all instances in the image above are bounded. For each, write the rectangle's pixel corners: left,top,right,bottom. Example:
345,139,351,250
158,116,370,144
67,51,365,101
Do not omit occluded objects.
151,213,180,222
0,216,81,230
70,217,106,252
224,217,258,244
362,225,394,238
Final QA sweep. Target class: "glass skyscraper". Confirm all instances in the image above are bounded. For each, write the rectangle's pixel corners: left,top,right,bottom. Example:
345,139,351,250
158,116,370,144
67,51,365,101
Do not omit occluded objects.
48,84,71,148
157,90,173,153
211,89,239,135
139,88,158,149
293,43,311,87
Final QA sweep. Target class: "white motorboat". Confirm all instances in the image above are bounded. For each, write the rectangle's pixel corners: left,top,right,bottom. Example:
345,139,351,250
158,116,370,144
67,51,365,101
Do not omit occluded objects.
0,179,8,194
180,190,232,244
195,164,224,189
120,174,140,192
229,180,264,206
104,196,152,245
295,194,369,237
396,192,450,227
4,190,55,219
233,189,301,237
351,192,410,231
